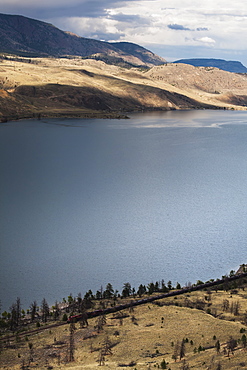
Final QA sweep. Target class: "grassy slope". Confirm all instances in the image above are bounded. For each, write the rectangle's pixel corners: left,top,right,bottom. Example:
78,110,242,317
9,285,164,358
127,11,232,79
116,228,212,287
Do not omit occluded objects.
1,57,247,121
1,287,247,369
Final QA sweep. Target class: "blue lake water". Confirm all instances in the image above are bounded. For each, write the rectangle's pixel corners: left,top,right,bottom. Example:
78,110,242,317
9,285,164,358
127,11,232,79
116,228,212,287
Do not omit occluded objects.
0,110,247,310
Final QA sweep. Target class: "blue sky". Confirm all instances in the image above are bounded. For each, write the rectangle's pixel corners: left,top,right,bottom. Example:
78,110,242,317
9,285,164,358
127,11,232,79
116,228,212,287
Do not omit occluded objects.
1,0,247,65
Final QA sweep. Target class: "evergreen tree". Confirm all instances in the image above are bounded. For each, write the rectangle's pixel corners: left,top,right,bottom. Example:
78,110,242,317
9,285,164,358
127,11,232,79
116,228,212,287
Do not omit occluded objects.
29,301,37,322
160,359,167,369
28,342,34,363
9,303,17,331
147,282,155,295
122,282,132,297
68,322,75,362
53,301,60,321
137,284,146,297
180,339,186,360
161,280,168,292
222,299,229,311
95,314,106,333
104,283,114,299
180,359,190,370
241,334,247,348
96,290,102,300
227,336,237,356
98,350,105,366
154,281,160,291
16,297,21,326
77,293,83,312
233,301,240,316
215,340,220,353
215,362,222,370
102,335,113,356
41,298,49,322
172,340,180,362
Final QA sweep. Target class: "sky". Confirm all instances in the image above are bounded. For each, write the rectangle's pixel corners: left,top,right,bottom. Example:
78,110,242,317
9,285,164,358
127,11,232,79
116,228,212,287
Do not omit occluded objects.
1,0,247,65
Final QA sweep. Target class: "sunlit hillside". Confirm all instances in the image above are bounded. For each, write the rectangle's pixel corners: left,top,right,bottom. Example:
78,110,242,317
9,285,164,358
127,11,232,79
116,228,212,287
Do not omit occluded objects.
1,56,247,122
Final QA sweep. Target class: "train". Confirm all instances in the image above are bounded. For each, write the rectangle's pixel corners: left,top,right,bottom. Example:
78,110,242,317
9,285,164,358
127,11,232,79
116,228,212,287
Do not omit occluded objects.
67,271,247,323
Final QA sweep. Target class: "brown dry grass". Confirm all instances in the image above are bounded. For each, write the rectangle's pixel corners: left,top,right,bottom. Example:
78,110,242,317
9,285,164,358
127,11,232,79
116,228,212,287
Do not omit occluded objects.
1,56,247,121
1,288,247,370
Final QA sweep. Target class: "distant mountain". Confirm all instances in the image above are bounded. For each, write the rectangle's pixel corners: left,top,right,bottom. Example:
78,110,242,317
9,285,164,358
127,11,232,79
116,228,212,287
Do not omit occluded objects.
174,58,247,73
0,13,165,66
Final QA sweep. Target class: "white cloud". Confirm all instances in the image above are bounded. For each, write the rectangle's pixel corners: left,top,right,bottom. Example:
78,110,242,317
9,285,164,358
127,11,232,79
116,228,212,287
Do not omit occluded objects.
1,0,247,65
53,16,124,41
195,37,216,44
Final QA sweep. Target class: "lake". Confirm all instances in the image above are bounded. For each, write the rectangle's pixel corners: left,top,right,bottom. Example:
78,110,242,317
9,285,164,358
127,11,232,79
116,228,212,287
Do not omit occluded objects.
0,110,247,311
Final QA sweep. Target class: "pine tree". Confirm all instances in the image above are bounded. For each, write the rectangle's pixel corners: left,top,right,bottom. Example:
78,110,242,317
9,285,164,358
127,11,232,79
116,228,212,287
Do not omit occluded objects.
222,299,229,311
215,340,221,354
28,342,34,364
227,336,237,356
30,301,37,322
97,350,105,366
137,284,146,297
41,298,49,322
95,314,106,333
172,340,180,362
215,362,222,370
53,301,60,321
180,359,189,370
122,282,132,297
241,334,247,348
10,297,21,330
16,297,21,326
179,339,186,360
68,322,75,362
104,283,114,299
102,336,113,356
9,303,17,331
233,301,240,316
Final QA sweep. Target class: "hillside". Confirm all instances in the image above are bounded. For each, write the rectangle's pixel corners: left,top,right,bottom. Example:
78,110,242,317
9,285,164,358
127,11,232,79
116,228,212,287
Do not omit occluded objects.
0,13,165,67
146,63,247,107
1,56,247,122
174,58,247,74
1,13,247,121
1,277,247,370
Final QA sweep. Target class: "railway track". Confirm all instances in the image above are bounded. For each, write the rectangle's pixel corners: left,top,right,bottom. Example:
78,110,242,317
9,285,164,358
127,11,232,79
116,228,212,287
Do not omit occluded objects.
1,271,247,342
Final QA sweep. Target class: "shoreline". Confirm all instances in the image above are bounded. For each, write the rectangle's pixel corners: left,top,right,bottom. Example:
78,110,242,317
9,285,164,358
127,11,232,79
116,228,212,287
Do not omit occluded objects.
0,110,131,123
0,105,241,124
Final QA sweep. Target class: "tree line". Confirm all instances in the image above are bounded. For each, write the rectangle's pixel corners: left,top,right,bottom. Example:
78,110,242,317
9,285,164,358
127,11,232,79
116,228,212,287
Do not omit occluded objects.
1,270,247,332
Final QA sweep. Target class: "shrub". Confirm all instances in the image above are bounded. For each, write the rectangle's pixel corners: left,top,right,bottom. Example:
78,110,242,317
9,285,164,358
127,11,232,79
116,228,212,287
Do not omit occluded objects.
62,313,68,321
198,345,205,352
160,359,167,369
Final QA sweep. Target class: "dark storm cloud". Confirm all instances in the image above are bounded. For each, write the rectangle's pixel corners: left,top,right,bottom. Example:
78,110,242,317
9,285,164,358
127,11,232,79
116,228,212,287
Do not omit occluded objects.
168,24,191,31
0,0,141,19
168,24,209,32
